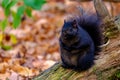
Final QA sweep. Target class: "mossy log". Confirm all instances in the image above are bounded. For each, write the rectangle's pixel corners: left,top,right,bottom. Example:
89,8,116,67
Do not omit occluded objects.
33,0,120,80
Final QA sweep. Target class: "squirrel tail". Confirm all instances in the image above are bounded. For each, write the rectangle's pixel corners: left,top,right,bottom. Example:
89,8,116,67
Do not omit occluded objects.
77,12,103,54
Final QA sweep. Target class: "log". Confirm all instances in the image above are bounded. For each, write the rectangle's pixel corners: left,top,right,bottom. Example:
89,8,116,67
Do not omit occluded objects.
33,0,120,80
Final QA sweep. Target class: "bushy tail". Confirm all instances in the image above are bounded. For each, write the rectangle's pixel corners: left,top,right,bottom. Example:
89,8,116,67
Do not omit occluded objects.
77,12,103,54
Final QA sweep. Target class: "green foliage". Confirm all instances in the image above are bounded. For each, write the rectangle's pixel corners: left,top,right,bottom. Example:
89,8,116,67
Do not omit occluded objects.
1,0,10,8
13,6,25,28
25,7,32,17
2,0,18,16
1,45,12,50
0,19,8,31
23,0,46,10
1,0,46,29
17,6,25,17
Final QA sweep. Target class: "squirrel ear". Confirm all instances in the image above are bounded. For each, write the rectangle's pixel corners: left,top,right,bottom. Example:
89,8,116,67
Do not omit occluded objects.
72,19,77,28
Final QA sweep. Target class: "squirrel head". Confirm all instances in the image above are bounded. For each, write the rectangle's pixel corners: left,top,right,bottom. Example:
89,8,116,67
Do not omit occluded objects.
60,19,80,46
62,19,78,39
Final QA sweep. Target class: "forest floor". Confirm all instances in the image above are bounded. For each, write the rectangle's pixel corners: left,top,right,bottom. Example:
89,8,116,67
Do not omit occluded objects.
0,5,64,79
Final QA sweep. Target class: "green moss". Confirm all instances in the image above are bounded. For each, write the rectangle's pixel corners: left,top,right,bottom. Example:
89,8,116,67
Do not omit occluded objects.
108,70,120,80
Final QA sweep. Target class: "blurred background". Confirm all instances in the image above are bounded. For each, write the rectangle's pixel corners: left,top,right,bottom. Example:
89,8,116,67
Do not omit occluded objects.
0,0,120,79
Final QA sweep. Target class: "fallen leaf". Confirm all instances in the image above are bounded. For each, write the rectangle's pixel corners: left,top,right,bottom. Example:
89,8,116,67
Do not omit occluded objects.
11,65,36,77
0,62,9,73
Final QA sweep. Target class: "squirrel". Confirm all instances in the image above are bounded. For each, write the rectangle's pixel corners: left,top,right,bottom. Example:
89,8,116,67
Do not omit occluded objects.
59,10,103,71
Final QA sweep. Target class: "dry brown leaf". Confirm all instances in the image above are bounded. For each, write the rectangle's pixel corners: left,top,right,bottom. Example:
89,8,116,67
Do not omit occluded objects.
0,62,9,73
41,60,56,71
11,65,35,77
0,72,10,80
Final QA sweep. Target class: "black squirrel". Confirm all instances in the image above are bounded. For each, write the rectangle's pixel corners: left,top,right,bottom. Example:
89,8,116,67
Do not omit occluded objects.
59,11,103,71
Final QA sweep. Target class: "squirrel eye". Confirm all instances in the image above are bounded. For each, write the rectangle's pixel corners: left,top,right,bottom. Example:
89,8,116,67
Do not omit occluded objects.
72,19,77,28
69,28,73,32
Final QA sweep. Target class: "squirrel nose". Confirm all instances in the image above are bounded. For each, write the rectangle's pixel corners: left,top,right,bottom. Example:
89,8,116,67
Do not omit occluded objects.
63,31,67,35
66,31,73,35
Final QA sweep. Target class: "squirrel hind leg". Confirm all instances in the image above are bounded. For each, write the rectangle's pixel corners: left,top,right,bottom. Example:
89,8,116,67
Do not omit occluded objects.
77,53,94,71
61,56,75,69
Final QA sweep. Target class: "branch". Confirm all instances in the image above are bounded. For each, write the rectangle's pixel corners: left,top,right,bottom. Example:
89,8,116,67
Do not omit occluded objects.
94,0,111,19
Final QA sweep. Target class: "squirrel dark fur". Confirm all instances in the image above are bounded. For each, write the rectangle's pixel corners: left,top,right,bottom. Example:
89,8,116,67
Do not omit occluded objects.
59,11,103,71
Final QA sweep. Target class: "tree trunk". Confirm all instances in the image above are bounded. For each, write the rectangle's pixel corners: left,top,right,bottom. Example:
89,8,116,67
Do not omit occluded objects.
33,0,120,80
